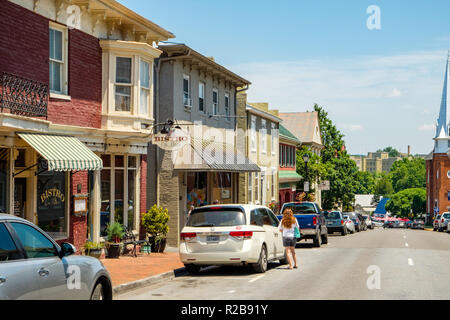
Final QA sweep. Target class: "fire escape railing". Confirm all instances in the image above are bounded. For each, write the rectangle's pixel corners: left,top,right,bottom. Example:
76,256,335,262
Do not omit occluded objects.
0,72,48,119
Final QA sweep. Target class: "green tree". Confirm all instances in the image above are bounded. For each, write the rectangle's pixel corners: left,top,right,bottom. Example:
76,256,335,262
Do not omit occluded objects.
385,188,426,218
374,173,394,198
388,158,426,193
296,146,328,193
376,146,400,158
313,105,360,210
354,171,376,194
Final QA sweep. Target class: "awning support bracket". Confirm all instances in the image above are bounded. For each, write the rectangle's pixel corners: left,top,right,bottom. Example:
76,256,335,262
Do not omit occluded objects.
13,162,39,178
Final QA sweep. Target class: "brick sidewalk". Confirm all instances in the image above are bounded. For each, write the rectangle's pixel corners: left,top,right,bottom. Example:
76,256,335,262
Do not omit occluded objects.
102,251,184,287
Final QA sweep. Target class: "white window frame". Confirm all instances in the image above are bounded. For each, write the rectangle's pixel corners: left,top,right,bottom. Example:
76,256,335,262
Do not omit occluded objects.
114,56,134,113
225,92,230,121
261,119,267,155
251,115,257,153
199,81,205,113
248,172,253,204
212,88,219,116
139,59,151,116
183,74,191,109
271,122,276,156
49,23,68,96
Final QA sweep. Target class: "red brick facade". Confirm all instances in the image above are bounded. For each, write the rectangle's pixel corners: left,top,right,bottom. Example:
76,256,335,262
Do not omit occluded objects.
426,153,450,217
0,0,148,248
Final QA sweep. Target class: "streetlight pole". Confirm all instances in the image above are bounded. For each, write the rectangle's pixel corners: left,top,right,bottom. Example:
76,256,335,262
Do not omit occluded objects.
303,153,310,200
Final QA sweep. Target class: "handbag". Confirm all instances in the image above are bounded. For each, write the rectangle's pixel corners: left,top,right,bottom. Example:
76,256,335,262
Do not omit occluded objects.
294,226,301,238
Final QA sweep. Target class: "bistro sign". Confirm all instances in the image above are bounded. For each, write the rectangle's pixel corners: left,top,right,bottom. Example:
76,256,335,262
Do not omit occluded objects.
152,129,190,151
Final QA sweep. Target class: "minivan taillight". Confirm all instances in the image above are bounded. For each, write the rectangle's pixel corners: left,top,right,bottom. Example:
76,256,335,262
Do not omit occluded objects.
229,231,253,240
442,218,445,223
180,233,196,241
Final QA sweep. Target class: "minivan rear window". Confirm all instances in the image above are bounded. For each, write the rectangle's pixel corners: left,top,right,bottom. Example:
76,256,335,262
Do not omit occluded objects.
282,203,316,214
443,213,450,219
325,211,341,219
187,208,246,227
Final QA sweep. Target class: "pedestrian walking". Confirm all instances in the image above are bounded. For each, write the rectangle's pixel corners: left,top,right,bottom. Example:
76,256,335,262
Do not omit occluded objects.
278,208,299,270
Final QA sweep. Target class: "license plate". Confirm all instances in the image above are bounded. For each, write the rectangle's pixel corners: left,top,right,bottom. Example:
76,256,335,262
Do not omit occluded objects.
207,235,220,242
328,222,333,225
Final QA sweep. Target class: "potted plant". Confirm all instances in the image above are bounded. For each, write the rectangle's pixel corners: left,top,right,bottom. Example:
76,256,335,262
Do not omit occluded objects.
141,204,170,253
105,222,125,258
83,241,104,259
268,201,278,214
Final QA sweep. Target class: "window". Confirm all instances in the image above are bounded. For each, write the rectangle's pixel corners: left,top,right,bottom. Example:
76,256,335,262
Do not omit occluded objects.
248,172,253,204
140,60,150,116
100,154,139,236
225,93,230,120
261,119,267,154
279,145,283,166
250,209,263,226
49,27,67,94
115,57,132,112
0,148,10,214
37,161,67,239
199,82,205,113
251,116,257,152
183,75,190,108
10,223,57,259
212,88,219,115
0,223,23,261
254,173,259,204
271,123,276,155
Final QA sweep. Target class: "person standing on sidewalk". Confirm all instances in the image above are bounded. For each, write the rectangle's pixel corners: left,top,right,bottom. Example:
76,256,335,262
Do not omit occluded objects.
278,208,299,270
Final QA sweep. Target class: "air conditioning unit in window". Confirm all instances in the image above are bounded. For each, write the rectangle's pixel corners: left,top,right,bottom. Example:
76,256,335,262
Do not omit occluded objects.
183,97,192,109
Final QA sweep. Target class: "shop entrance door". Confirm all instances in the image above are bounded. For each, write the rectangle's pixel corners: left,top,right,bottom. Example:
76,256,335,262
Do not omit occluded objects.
14,178,27,218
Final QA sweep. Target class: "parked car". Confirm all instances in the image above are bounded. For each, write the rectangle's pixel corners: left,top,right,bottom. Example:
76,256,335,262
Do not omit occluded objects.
0,214,112,300
324,211,347,236
383,220,394,228
405,220,413,228
438,213,450,232
345,212,362,232
278,202,328,247
357,213,368,231
372,219,384,228
412,220,425,230
362,215,374,230
433,215,441,231
180,205,288,274
343,215,356,233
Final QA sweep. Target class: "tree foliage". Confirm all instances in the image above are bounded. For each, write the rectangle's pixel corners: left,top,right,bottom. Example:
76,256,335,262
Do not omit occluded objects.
385,188,426,218
354,171,376,194
388,158,426,193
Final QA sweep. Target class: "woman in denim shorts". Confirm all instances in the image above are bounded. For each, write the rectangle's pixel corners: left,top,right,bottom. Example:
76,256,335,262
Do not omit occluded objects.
278,208,299,270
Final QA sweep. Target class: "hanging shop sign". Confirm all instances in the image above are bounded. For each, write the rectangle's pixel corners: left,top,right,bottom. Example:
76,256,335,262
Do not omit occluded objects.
152,128,190,151
73,194,88,217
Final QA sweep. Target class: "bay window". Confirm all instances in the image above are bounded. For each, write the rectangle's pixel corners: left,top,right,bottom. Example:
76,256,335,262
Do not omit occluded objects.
140,60,150,116
115,57,132,112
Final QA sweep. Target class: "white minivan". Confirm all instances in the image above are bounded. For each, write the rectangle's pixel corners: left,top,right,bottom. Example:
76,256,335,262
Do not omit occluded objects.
179,205,288,274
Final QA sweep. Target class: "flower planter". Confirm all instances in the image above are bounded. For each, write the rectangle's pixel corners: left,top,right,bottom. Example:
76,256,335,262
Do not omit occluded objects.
141,245,151,253
149,237,166,253
86,248,102,259
106,243,121,259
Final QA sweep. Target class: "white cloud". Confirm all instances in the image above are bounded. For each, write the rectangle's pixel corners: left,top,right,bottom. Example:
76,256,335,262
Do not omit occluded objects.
229,50,447,154
418,124,436,131
387,88,402,97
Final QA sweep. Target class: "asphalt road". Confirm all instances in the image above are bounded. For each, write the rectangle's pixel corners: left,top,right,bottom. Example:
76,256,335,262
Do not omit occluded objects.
118,228,450,300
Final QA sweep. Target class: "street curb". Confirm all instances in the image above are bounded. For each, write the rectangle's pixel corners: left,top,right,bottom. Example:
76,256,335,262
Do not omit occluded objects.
113,267,187,296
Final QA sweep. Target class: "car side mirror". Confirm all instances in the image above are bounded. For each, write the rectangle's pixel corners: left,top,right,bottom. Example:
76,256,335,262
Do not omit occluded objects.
60,242,76,258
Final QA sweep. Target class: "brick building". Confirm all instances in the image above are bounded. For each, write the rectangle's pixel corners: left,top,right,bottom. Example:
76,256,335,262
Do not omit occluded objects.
0,0,173,249
426,55,450,220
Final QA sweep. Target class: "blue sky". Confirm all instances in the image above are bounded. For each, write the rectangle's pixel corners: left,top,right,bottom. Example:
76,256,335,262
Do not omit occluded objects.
120,0,450,155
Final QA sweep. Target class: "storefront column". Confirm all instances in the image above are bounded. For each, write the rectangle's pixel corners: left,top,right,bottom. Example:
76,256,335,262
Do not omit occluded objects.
91,170,101,243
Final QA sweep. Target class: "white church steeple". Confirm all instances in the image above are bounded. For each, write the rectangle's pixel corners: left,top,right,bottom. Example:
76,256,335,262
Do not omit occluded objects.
434,52,450,153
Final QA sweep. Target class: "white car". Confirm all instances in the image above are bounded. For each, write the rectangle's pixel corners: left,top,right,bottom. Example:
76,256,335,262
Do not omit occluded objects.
343,215,356,233
179,204,288,274
439,212,450,232
362,215,374,230
372,218,384,228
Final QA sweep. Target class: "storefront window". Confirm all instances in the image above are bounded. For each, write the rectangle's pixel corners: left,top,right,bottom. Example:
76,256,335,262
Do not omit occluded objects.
100,155,111,237
37,161,66,239
187,172,208,208
0,148,10,214
212,172,233,204
100,154,138,235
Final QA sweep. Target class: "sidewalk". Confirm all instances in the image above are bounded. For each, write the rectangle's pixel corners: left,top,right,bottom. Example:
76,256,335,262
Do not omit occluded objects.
101,247,185,295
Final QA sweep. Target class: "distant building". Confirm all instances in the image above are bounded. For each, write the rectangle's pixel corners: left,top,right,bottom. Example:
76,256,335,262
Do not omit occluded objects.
350,149,411,174
354,195,377,215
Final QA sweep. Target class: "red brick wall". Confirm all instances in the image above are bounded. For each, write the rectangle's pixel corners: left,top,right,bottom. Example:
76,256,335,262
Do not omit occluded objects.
427,153,450,217
0,0,102,128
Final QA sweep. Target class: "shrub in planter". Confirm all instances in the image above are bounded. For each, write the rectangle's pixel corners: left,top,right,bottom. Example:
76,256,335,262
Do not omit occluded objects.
141,204,169,253
105,222,125,258
83,241,104,259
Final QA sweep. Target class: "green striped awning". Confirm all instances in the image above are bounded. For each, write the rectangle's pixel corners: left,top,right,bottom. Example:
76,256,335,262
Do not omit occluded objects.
17,133,103,172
